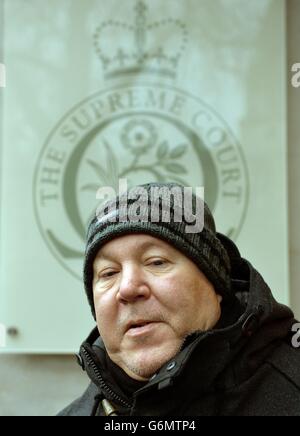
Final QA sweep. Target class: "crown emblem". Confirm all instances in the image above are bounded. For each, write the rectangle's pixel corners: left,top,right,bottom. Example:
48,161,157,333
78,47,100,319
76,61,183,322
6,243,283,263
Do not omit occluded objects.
93,1,188,80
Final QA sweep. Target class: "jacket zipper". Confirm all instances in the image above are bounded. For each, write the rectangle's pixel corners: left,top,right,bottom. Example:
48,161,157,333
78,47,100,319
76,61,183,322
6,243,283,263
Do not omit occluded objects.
81,348,133,410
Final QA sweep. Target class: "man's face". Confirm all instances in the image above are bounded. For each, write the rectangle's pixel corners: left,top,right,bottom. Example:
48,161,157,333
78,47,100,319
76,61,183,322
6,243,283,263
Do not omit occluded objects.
93,234,222,381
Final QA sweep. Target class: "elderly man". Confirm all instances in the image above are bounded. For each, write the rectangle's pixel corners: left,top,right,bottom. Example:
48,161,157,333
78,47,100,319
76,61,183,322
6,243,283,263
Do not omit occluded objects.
59,182,300,416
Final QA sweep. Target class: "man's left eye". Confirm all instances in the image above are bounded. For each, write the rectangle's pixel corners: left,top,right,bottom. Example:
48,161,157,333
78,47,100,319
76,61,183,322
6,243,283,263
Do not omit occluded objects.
149,259,166,266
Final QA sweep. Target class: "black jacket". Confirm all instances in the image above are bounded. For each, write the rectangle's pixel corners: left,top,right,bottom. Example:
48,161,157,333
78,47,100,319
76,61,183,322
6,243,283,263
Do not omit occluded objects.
59,235,300,416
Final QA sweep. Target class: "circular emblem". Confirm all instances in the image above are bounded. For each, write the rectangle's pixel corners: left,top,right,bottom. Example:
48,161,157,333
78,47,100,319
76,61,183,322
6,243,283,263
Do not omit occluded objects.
34,83,249,280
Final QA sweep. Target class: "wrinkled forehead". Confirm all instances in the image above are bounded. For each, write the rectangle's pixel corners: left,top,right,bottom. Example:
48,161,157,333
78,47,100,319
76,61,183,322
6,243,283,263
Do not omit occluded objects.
94,233,176,264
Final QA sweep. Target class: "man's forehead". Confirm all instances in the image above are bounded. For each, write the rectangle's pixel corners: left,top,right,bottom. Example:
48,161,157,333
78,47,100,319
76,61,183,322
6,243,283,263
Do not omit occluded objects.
94,234,170,261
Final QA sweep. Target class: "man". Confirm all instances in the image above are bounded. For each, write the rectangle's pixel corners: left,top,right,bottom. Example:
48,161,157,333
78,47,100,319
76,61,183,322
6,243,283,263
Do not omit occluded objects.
59,182,300,416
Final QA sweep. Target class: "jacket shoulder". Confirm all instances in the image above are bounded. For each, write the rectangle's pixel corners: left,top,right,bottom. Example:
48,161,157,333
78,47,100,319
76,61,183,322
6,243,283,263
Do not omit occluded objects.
57,383,98,416
266,341,300,391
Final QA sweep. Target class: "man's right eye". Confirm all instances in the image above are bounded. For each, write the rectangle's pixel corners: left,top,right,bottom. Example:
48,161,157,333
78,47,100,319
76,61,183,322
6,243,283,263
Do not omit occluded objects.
100,270,117,279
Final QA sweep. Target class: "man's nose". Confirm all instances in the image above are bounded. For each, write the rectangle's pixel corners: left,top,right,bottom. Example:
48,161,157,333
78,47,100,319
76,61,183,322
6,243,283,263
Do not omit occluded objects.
117,264,151,303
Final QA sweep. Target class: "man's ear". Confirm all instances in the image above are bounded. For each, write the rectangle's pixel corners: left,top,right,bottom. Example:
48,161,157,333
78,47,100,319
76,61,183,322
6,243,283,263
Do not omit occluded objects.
217,294,223,304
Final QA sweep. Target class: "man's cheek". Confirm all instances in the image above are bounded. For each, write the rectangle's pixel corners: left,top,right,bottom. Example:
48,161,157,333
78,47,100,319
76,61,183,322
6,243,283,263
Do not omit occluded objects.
95,306,110,337
160,277,182,298
94,290,112,316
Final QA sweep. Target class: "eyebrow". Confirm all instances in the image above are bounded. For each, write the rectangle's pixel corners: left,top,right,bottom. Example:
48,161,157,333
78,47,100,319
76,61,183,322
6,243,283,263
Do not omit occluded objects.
95,240,164,262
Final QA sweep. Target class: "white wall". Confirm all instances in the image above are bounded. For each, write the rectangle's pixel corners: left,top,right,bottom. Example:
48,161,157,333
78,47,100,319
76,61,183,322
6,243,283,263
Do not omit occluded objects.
0,354,88,416
288,0,300,320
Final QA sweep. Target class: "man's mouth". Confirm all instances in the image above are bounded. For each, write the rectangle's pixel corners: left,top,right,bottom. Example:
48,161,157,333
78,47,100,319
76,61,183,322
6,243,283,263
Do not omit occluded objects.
127,320,152,331
126,320,159,336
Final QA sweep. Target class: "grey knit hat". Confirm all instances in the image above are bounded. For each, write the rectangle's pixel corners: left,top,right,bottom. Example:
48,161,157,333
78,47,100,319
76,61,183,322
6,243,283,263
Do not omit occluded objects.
84,182,232,318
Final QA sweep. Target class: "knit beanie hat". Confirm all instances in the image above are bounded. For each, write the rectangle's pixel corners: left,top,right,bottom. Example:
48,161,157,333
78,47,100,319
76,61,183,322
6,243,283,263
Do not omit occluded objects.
84,182,232,318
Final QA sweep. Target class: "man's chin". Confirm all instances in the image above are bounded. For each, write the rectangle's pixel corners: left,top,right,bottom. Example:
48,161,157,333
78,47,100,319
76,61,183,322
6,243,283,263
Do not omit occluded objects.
121,343,183,380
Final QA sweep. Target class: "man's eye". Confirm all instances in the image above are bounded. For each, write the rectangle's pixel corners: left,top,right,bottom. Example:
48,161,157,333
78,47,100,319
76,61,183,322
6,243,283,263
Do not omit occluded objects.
100,271,117,279
149,259,167,266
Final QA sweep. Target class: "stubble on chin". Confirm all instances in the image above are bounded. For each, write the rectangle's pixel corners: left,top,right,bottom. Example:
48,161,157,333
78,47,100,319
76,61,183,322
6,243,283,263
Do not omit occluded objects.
124,337,189,380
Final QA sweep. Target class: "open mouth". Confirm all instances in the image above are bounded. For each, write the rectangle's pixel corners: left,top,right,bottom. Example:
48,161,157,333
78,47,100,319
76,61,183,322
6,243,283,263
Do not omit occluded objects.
130,322,151,329
126,321,158,336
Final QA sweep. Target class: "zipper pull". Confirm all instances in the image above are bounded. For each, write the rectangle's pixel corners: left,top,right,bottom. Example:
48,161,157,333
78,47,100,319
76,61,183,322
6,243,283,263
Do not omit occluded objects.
102,399,119,416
